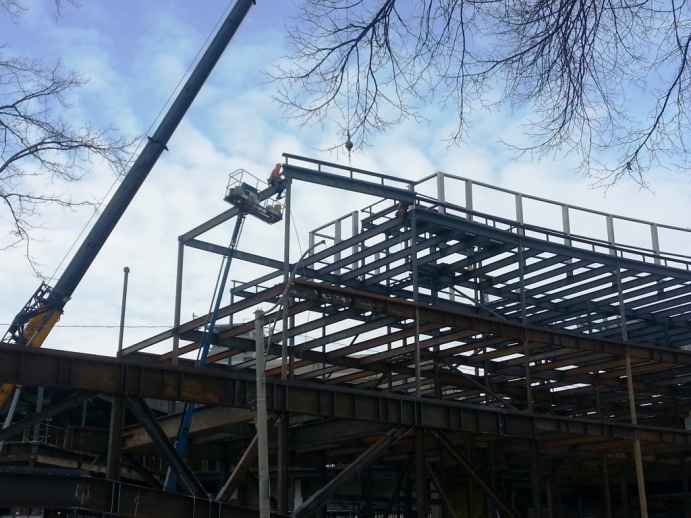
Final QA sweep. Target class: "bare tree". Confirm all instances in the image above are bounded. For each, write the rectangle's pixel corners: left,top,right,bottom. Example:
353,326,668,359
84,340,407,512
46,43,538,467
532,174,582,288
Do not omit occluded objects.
275,1,691,186
0,0,133,273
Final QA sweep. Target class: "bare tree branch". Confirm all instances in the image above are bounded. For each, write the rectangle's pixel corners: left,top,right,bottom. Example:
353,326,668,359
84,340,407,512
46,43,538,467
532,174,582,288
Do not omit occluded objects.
276,1,691,186
0,2,134,275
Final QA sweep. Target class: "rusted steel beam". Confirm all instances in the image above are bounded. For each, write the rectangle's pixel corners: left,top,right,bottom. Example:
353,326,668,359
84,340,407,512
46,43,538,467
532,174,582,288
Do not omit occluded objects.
122,283,285,356
0,471,286,518
1,343,691,446
288,280,691,367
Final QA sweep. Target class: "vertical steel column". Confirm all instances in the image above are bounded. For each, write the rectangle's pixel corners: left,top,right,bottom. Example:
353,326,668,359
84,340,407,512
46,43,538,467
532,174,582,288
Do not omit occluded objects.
465,180,474,221
107,266,129,480
517,238,532,412
32,387,44,442
626,350,648,518
411,209,421,395
530,441,542,518
436,172,446,214
650,224,661,265
606,215,616,256
278,181,292,513
621,477,630,518
415,427,427,518
334,219,342,275
172,240,184,366
351,211,359,270
561,205,572,247
515,194,524,235
117,267,130,356
616,264,628,341
682,459,690,518
602,454,612,518
255,310,270,518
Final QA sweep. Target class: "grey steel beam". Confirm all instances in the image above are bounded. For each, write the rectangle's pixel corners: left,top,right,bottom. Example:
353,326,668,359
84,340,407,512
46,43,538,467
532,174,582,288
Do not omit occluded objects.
124,395,207,498
283,164,416,204
292,425,411,518
0,390,98,441
415,209,691,281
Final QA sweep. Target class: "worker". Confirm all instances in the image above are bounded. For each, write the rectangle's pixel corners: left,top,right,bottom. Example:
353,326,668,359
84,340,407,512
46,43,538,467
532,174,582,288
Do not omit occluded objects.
268,163,284,199
395,202,409,220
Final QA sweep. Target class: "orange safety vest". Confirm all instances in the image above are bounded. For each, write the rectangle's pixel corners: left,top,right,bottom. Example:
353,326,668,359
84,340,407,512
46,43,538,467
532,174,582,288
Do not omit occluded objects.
270,165,282,179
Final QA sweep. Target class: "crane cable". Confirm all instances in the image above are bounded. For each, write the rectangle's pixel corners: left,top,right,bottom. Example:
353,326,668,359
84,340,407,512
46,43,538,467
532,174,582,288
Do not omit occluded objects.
345,1,353,165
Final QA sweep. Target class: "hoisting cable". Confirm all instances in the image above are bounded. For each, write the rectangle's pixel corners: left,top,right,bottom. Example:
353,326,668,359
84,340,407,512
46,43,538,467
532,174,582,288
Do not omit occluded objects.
344,1,354,165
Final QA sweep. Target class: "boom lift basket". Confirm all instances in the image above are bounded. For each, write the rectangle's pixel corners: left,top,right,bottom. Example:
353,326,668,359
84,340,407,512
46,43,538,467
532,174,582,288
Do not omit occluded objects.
224,169,283,224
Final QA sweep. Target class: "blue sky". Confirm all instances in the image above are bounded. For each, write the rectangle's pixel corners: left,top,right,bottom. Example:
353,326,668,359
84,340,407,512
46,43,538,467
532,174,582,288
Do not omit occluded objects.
2,0,691,357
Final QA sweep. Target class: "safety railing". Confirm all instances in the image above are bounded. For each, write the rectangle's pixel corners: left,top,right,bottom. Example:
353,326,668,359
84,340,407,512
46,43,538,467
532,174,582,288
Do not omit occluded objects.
414,171,691,262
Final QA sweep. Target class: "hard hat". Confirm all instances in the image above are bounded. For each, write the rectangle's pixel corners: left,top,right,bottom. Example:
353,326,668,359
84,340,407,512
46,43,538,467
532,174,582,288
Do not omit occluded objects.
275,163,281,166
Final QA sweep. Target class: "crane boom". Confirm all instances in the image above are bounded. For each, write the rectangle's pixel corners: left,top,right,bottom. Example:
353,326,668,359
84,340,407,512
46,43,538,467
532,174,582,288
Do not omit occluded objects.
0,0,256,410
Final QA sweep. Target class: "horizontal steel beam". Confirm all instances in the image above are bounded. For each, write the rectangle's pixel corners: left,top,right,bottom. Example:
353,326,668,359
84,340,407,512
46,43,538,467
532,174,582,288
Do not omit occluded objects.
0,342,689,446
0,471,286,518
283,164,417,204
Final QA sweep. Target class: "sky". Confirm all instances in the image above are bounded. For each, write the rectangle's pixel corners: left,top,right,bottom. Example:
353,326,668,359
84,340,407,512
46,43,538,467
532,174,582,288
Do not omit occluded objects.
2,0,691,358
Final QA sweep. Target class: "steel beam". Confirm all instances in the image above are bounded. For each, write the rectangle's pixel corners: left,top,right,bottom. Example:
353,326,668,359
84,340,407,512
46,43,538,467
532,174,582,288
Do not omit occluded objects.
1,343,691,445
283,165,416,204
0,471,285,518
0,390,98,441
292,425,411,518
432,430,519,518
215,414,278,503
121,452,163,489
124,395,207,498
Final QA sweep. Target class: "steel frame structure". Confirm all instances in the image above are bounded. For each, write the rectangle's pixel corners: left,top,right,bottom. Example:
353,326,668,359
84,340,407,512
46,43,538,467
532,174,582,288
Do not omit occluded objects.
2,154,691,518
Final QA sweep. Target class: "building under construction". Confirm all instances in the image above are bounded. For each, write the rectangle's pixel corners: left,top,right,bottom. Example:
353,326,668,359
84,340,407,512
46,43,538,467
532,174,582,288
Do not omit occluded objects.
3,151,691,518
2,2,691,517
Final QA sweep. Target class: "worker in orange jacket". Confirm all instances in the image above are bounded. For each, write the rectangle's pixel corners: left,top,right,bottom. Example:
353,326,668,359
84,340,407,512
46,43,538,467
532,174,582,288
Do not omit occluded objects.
268,163,284,199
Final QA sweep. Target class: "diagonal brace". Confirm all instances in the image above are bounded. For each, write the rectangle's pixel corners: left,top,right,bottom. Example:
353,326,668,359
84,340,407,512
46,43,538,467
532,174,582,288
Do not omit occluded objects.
0,390,98,441
215,413,279,502
425,460,459,518
383,459,412,518
125,395,207,498
431,429,519,518
293,425,411,518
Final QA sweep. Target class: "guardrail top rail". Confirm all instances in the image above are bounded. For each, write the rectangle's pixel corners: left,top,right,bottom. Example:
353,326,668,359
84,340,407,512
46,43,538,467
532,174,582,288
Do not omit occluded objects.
287,153,691,265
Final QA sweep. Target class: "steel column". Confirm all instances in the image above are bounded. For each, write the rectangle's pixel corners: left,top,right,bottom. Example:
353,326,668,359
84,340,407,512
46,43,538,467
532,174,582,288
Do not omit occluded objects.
415,427,427,518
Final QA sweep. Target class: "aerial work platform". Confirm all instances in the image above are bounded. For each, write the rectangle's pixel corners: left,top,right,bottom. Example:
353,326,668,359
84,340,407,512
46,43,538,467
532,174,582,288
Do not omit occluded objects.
223,168,283,224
